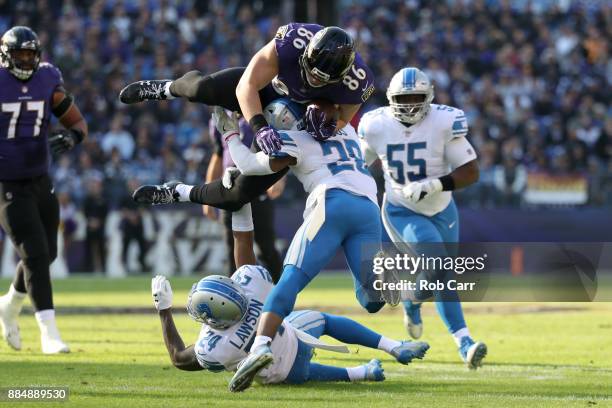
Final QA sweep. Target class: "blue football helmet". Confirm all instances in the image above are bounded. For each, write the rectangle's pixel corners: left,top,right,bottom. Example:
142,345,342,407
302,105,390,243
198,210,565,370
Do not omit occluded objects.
387,67,434,124
187,275,249,330
263,98,306,130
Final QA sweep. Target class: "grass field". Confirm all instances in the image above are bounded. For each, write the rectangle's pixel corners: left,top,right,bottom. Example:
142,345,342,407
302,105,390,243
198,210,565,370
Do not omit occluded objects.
1,274,611,407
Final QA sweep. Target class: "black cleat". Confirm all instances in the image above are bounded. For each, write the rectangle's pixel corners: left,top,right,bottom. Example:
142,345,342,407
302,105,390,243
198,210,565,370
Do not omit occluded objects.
119,79,173,104
132,181,182,205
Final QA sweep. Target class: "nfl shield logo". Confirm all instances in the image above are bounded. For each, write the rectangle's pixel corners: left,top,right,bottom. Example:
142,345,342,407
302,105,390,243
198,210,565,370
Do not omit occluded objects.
21,86,28,93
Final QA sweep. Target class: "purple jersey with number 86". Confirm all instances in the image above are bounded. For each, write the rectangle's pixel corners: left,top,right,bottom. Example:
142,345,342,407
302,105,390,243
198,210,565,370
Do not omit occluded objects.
273,22,375,105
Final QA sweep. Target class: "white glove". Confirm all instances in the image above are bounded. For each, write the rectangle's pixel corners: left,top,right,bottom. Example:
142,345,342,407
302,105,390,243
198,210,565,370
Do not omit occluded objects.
402,179,443,204
222,166,241,189
151,275,173,311
212,106,240,141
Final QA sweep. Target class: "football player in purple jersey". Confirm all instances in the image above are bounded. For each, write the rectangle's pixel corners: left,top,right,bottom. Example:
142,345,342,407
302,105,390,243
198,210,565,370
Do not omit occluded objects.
124,24,375,212
0,26,88,354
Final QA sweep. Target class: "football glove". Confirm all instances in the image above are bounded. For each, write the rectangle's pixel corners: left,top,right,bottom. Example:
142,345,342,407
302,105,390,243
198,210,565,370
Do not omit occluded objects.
255,126,282,155
212,107,240,142
305,105,336,141
222,166,241,189
402,179,443,204
151,275,173,311
48,129,82,155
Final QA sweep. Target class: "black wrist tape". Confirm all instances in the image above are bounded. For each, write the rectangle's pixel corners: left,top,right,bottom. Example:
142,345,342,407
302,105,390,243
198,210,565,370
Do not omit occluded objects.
249,114,268,133
70,128,85,144
439,175,455,191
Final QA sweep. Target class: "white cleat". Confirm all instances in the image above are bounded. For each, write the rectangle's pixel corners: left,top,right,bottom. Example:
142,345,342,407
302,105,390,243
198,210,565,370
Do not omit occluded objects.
402,303,423,340
0,296,22,350
41,335,70,354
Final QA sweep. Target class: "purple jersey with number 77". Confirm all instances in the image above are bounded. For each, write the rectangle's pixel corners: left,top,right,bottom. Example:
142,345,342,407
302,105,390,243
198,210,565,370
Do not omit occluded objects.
273,22,375,105
0,63,63,180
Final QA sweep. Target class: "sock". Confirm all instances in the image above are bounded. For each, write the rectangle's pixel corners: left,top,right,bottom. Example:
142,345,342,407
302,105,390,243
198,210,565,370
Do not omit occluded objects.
377,336,402,353
7,284,26,306
251,335,272,351
164,81,176,99
35,309,61,339
452,327,471,347
175,183,193,202
346,365,366,382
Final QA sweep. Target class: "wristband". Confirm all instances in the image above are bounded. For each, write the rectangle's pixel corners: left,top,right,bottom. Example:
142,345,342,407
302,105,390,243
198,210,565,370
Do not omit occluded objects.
249,114,269,133
70,128,85,144
438,175,455,191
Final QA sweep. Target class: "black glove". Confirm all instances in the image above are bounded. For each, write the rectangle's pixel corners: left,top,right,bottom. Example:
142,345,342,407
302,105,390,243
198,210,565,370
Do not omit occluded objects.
49,129,83,155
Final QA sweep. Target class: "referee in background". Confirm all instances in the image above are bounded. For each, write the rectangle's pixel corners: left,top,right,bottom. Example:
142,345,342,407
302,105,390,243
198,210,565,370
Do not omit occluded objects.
203,114,283,282
0,26,87,354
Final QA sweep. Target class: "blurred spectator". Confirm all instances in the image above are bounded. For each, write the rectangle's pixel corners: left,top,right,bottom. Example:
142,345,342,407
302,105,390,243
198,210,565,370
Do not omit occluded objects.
119,179,149,274
83,178,108,273
493,158,527,206
58,191,78,263
101,114,135,160
0,0,603,210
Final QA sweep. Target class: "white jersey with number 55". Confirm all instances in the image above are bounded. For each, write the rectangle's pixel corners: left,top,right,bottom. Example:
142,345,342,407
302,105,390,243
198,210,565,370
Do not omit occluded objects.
274,125,378,208
358,104,477,216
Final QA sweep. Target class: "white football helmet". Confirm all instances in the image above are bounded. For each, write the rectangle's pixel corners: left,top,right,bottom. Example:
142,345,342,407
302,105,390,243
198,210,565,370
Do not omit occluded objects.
263,98,306,130
187,275,248,330
386,67,434,124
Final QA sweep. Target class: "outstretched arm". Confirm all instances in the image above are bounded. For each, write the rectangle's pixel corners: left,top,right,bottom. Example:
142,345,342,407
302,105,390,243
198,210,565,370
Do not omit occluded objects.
151,276,203,371
213,107,296,175
232,204,256,268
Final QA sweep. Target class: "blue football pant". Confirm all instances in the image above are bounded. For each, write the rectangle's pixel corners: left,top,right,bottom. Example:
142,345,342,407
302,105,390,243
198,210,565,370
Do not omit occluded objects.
382,198,467,334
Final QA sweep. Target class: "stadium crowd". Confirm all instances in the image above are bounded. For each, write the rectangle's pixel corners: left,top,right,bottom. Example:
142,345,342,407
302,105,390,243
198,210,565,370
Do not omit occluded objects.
1,0,610,211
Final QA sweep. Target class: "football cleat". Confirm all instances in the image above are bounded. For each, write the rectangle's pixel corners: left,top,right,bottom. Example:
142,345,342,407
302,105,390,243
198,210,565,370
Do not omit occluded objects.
364,359,385,381
402,301,423,339
119,79,173,104
41,335,70,354
229,344,273,392
458,337,487,370
132,181,182,205
0,295,21,350
390,340,429,365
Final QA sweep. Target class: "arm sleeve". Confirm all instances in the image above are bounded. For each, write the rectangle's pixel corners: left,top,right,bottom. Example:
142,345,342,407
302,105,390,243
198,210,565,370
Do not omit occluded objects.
227,137,274,175
444,136,478,170
269,131,301,164
357,117,379,166
446,109,468,141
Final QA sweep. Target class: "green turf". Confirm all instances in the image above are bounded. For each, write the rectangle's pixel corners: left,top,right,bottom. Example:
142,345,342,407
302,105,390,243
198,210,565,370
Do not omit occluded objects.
1,275,611,407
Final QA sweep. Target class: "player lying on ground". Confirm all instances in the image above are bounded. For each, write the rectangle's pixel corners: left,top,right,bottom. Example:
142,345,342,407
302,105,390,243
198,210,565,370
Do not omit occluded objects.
151,203,429,387
204,102,402,391
0,26,88,354
123,23,375,210
359,67,487,369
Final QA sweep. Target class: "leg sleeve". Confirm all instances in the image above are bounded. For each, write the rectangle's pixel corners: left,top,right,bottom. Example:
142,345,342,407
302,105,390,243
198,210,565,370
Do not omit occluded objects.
252,199,282,283
169,67,281,112
188,168,289,211
307,363,350,382
319,313,381,349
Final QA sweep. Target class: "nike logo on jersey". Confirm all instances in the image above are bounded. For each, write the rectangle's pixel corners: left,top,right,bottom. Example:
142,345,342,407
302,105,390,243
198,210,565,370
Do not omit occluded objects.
448,221,456,229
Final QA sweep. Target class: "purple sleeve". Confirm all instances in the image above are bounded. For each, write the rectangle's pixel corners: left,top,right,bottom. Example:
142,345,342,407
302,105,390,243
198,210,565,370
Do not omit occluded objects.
39,62,64,91
274,22,323,62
